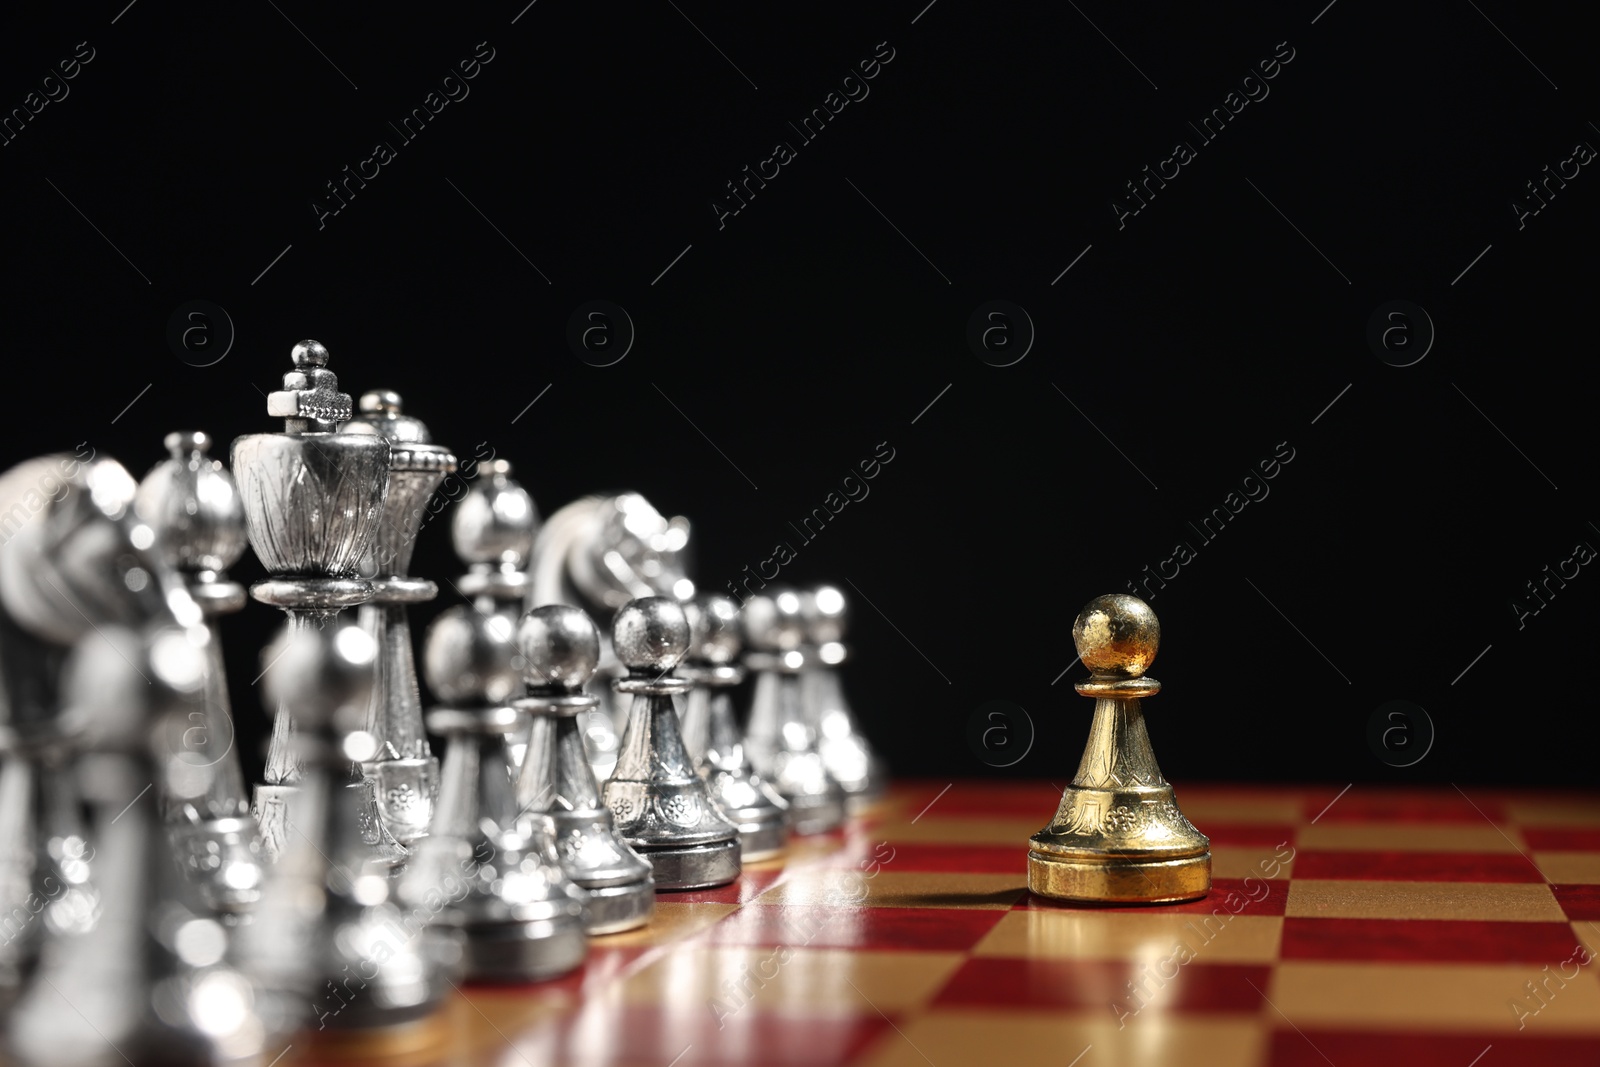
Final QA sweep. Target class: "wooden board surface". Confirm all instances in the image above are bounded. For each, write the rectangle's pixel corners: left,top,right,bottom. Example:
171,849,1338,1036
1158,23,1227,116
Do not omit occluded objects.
297,780,1600,1066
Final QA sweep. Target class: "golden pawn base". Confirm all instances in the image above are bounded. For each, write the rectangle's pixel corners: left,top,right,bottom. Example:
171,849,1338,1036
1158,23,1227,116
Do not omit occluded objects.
1026,781,1211,905
1027,844,1211,904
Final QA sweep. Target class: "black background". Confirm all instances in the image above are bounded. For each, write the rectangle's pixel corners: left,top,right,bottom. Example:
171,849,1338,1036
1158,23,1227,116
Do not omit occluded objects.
2,1,1595,787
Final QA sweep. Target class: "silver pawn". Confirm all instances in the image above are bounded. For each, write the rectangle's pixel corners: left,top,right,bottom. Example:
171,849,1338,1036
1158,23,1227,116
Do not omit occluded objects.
5,455,279,1066
231,341,392,862
742,591,846,834
0,452,191,1003
0,720,95,1000
800,585,887,812
512,606,654,933
605,597,741,888
343,391,457,851
680,596,788,860
239,619,459,1043
11,624,278,1066
448,459,539,769
0,457,100,998
526,493,693,782
410,607,586,981
135,431,264,915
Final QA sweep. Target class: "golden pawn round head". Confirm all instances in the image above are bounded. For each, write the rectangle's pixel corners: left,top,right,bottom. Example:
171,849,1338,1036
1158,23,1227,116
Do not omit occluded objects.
1073,593,1159,678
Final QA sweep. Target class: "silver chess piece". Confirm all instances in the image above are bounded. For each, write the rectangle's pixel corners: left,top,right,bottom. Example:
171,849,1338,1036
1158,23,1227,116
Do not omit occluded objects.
605,597,741,889
742,590,846,834
230,340,391,861
343,390,457,850
0,452,217,992
680,595,788,861
0,456,110,999
447,459,538,768
240,618,459,1046
13,626,280,1066
3,454,281,1067
512,605,654,933
527,493,694,782
800,585,886,812
135,432,264,915
410,607,587,981
0,716,96,1001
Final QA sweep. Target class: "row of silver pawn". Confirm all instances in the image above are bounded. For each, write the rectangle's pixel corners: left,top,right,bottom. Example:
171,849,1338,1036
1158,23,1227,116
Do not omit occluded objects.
0,391,882,1063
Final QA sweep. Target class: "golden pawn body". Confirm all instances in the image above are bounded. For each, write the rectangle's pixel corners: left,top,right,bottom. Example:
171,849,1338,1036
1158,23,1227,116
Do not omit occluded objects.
1027,594,1211,904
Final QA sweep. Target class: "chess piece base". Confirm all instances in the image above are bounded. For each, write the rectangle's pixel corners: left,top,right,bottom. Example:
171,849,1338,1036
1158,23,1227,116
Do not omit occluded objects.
462,919,587,982
168,815,264,914
1025,848,1211,904
1026,783,1211,904
297,1010,449,1060
843,784,887,816
580,879,656,934
704,770,789,860
820,730,887,813
785,792,845,836
729,810,788,861
635,837,740,890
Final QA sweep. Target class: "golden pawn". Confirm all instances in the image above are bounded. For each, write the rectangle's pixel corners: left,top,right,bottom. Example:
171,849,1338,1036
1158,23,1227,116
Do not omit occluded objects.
1027,594,1211,903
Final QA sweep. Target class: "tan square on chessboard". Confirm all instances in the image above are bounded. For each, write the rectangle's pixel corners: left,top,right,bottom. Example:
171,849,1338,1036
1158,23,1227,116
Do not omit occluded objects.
1505,799,1600,826
1286,880,1565,922
617,946,966,1014
1574,921,1600,959
1271,962,1600,1032
755,869,1026,909
1212,842,1297,879
974,909,1283,964
1295,823,1522,852
854,1011,1266,1067
1532,851,1600,884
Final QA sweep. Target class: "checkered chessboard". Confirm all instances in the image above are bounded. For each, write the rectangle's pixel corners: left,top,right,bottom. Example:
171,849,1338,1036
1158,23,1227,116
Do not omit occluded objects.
315,780,1600,1066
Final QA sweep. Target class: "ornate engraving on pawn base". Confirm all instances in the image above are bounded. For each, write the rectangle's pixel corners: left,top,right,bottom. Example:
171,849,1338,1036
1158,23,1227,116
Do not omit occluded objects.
1027,594,1211,904
231,341,391,861
344,390,457,851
